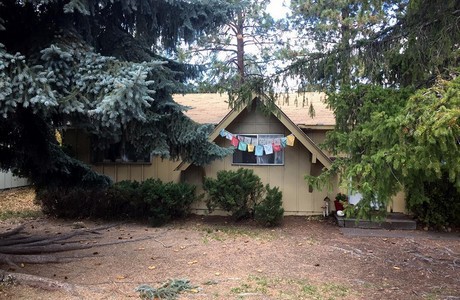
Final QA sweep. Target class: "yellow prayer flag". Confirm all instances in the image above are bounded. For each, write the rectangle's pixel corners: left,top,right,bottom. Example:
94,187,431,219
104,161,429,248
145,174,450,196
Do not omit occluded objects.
286,134,295,146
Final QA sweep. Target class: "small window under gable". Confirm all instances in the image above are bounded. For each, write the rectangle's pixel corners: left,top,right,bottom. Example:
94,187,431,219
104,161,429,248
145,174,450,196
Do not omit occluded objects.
232,134,284,166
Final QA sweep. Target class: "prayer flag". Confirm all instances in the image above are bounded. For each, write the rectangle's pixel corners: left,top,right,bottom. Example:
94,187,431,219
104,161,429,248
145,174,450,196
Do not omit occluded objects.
280,137,287,148
255,145,264,156
264,143,273,155
287,134,295,146
231,136,239,147
238,141,247,151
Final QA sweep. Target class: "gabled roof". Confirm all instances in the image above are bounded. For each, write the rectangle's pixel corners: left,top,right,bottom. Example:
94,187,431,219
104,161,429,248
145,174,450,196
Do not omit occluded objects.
173,93,335,127
174,93,333,171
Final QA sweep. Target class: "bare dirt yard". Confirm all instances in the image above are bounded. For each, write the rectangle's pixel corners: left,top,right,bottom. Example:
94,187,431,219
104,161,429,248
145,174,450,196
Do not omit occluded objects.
0,187,459,300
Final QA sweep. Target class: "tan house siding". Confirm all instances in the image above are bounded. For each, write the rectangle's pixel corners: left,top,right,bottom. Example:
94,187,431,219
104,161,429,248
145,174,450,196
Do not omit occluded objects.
183,106,339,216
302,129,328,145
64,128,91,164
62,93,406,215
389,191,407,213
63,128,181,184
301,128,336,159
90,157,181,183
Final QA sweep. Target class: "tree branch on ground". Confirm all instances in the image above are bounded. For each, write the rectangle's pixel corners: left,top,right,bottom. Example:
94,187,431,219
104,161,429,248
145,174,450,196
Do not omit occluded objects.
0,223,171,267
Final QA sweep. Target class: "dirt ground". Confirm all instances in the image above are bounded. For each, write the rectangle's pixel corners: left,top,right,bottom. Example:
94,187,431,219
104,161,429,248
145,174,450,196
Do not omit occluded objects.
0,188,459,300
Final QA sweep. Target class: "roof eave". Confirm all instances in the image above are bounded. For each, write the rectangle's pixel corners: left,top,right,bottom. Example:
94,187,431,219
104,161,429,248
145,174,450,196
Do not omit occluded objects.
175,94,333,171
298,124,335,130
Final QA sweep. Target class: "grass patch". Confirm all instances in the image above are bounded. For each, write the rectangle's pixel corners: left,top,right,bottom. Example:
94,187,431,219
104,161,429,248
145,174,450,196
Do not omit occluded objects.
301,283,318,295
0,209,43,221
230,276,269,295
0,187,41,221
424,294,437,300
322,283,350,298
230,283,253,294
423,286,445,300
305,215,325,221
229,276,354,300
199,225,275,242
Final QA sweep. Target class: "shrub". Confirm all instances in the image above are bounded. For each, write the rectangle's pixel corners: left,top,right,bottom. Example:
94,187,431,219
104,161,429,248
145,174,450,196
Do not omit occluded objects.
103,180,148,219
37,179,198,225
36,186,107,218
139,179,168,225
141,179,197,226
408,176,460,229
161,181,198,219
203,168,263,220
254,185,284,227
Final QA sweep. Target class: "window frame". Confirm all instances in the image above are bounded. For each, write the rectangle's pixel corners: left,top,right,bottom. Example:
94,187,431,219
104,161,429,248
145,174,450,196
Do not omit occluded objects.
91,142,152,165
232,133,285,166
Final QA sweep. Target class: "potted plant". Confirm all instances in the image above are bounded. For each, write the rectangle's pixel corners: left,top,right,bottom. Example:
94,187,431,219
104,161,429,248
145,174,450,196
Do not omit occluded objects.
334,193,348,211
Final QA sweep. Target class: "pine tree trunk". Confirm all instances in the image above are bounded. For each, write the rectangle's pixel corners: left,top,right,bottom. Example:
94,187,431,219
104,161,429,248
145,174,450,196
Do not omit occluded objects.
340,6,351,86
236,11,245,86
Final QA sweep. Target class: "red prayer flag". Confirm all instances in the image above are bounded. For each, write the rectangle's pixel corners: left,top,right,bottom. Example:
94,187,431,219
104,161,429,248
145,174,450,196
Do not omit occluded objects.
231,136,239,147
273,143,282,152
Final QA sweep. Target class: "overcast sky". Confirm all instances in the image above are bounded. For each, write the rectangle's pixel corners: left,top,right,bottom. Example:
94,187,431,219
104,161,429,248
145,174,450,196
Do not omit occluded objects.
267,0,290,20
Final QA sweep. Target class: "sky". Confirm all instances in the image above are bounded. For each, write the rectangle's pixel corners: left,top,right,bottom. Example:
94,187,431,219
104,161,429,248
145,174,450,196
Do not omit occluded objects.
267,0,290,20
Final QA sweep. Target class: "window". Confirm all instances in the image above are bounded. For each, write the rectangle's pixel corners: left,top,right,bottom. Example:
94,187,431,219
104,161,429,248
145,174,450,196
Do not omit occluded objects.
92,142,151,164
232,134,284,165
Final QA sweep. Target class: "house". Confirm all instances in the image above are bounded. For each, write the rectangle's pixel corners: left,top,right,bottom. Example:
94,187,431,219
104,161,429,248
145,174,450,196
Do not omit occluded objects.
175,93,338,216
0,170,29,190
64,93,406,215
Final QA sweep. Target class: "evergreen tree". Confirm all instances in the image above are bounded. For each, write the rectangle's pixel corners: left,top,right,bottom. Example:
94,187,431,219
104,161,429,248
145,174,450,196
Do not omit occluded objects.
0,0,233,187
179,0,289,109
308,75,460,226
288,0,398,88
290,0,460,225
287,0,460,89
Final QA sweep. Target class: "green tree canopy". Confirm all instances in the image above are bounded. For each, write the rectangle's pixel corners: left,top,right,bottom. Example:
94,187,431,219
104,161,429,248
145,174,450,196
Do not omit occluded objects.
178,0,290,110
287,0,460,89
310,75,460,225
0,0,234,187
288,0,460,225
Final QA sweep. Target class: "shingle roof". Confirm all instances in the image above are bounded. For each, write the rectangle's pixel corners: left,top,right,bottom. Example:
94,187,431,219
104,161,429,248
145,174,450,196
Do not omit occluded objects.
173,93,335,126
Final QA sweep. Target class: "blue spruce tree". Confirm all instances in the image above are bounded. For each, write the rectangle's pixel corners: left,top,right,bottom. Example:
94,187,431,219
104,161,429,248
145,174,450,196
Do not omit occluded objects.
0,0,233,188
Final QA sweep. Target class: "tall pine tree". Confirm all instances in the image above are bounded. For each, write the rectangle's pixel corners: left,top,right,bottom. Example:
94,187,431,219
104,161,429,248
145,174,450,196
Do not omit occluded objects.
287,0,460,89
178,0,289,110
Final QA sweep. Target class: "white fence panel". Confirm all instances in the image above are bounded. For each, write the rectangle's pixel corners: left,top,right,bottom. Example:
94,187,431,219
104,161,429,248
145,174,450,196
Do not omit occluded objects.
0,170,29,190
